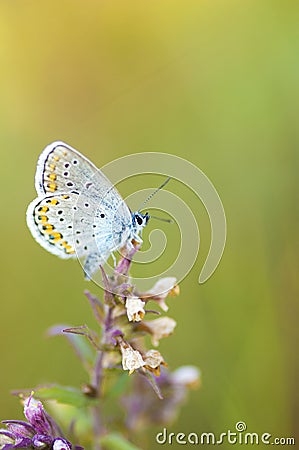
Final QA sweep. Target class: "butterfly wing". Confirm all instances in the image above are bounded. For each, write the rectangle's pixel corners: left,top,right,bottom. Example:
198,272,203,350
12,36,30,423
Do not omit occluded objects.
27,141,132,271
35,141,119,197
26,193,80,259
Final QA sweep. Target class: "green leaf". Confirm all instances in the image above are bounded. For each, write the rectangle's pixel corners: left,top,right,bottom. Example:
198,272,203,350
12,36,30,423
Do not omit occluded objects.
100,433,142,450
34,385,97,407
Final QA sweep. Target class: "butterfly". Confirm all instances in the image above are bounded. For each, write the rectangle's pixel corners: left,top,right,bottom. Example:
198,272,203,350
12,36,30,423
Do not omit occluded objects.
26,141,150,278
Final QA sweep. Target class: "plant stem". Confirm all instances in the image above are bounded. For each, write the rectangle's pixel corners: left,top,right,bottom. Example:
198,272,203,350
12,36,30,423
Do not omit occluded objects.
91,304,115,446
92,404,104,450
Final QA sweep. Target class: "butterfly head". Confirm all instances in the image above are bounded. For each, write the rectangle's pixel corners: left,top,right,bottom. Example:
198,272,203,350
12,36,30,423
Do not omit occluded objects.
132,211,150,234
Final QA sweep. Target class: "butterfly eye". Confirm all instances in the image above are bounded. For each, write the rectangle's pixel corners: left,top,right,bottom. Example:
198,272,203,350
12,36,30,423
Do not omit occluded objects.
136,215,143,226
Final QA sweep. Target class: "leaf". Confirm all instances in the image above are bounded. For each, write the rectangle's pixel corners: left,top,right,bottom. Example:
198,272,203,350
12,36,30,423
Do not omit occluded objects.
63,325,101,351
100,266,115,305
33,385,97,408
84,290,105,324
141,371,163,400
100,433,141,450
47,324,96,372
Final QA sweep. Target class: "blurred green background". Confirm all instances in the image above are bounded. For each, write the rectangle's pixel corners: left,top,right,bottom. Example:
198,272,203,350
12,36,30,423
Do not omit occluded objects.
1,0,298,448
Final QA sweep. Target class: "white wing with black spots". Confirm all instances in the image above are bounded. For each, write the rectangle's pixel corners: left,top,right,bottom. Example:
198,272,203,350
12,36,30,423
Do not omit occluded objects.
27,141,133,276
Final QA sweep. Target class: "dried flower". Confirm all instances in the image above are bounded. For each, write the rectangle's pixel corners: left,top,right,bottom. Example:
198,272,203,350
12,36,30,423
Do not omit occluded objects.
144,350,166,376
145,277,179,311
125,296,145,322
119,340,145,374
142,317,177,346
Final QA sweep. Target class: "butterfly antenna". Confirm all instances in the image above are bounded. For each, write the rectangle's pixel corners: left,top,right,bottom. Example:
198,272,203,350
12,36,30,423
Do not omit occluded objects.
138,176,172,211
150,215,174,224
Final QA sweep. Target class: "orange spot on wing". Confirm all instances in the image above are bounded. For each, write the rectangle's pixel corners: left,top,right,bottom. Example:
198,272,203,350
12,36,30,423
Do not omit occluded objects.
61,240,75,254
38,206,49,213
47,199,59,205
49,232,62,242
38,215,48,223
43,224,54,232
47,182,57,192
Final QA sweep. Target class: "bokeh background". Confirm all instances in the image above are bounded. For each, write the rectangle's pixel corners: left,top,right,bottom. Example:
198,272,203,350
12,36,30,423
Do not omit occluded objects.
1,1,298,448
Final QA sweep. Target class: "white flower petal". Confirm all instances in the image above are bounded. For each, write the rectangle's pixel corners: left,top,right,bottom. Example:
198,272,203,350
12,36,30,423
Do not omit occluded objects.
125,296,146,322
148,277,177,298
120,343,145,374
144,317,177,346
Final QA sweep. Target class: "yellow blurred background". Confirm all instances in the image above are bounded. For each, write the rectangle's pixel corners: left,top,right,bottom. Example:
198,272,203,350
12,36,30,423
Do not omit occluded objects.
0,1,298,448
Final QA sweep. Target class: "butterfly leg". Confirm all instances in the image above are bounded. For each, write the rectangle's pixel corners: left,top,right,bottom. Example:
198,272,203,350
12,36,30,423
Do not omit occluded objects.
111,252,117,268
132,233,143,245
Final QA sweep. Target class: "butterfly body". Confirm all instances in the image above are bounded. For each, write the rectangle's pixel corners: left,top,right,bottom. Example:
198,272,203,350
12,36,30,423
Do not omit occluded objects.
26,141,149,277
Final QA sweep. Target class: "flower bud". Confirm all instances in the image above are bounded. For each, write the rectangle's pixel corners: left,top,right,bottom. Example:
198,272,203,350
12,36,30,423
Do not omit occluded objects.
23,396,51,435
52,438,72,450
